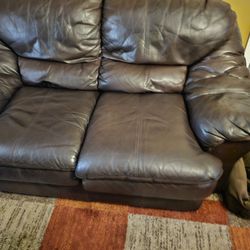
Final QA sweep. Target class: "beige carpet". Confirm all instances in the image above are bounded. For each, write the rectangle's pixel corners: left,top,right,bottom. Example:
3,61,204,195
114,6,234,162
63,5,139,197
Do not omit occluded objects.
0,194,54,250
0,192,249,250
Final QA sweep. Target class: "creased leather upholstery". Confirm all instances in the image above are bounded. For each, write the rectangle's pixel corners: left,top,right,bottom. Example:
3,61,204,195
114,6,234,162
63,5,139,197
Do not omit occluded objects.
100,59,187,93
0,0,102,90
19,57,100,90
76,93,222,200
101,0,237,94
0,87,98,171
102,0,235,65
0,0,248,209
0,0,102,62
185,26,250,148
0,41,22,112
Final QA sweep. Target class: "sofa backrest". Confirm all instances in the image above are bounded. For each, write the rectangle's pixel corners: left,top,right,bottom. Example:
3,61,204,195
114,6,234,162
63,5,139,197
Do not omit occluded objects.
0,0,237,93
0,0,102,90
100,0,236,93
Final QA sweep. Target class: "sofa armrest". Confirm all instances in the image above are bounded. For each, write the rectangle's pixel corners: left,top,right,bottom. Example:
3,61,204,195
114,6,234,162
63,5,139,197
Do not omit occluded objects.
0,41,22,112
185,75,250,148
184,24,250,149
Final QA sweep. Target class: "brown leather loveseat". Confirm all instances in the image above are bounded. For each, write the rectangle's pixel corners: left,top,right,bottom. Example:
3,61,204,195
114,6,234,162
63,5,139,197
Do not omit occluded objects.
0,0,249,211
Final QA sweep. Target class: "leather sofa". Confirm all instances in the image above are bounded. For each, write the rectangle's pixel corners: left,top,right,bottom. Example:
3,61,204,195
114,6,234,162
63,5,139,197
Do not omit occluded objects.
0,0,249,211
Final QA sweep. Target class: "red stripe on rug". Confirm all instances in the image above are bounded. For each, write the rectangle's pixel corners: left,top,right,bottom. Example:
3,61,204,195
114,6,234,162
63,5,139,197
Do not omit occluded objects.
55,199,227,225
128,200,228,225
40,206,128,250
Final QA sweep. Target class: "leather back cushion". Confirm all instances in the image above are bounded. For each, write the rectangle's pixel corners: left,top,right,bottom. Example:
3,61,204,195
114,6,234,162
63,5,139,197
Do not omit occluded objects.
0,0,101,62
99,59,187,93
102,0,235,65
19,58,100,90
0,0,102,90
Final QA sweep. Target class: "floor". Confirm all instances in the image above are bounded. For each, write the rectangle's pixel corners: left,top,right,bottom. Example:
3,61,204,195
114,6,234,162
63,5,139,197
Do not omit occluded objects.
0,192,249,250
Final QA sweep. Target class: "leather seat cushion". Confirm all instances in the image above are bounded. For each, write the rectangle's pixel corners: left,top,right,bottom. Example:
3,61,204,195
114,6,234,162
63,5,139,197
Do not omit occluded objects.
0,86,98,171
76,93,222,201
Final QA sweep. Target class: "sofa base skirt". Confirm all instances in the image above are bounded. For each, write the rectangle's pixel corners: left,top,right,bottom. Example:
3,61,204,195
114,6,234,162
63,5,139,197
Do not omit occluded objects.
0,181,86,200
0,181,202,211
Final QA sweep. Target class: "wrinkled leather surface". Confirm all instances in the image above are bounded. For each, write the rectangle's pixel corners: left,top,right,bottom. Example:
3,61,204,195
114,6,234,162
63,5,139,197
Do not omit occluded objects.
100,59,187,93
76,93,222,200
0,87,98,170
0,0,102,63
102,0,235,64
0,167,79,186
0,0,248,207
185,26,250,148
19,57,100,90
0,41,22,112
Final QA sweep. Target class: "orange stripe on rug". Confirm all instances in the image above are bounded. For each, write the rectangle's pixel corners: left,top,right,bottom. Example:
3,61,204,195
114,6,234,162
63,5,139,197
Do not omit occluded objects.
56,198,129,214
230,226,250,250
56,198,228,224
40,206,128,250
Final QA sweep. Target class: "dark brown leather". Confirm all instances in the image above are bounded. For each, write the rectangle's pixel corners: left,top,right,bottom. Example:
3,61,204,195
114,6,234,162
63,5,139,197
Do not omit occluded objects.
19,58,100,90
0,87,98,171
0,0,102,91
85,192,202,211
244,153,250,179
76,93,222,200
185,26,250,148
0,41,22,112
83,179,218,201
0,181,202,210
99,59,187,93
0,0,248,211
0,181,86,200
0,167,80,186
102,0,235,65
0,0,102,62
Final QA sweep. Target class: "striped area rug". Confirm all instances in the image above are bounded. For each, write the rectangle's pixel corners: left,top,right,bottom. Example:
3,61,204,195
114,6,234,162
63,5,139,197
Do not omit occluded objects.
0,192,249,250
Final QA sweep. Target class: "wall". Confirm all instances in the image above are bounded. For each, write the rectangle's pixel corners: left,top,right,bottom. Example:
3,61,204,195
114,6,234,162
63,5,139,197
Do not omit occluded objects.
225,0,250,47
245,35,250,68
